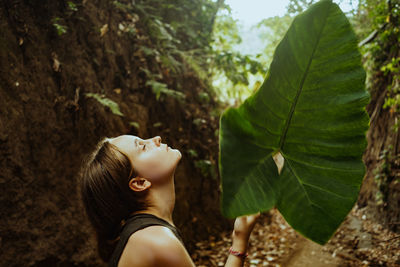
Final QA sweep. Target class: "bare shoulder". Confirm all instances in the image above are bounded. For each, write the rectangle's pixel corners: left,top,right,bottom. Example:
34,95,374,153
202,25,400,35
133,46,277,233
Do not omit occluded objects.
118,226,195,267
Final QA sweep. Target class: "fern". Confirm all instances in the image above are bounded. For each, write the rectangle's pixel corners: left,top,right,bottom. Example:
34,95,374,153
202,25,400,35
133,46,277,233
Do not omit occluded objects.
85,93,124,116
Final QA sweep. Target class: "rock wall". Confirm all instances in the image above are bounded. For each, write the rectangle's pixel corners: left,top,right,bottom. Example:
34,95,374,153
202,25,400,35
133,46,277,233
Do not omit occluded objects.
359,49,400,232
0,1,229,266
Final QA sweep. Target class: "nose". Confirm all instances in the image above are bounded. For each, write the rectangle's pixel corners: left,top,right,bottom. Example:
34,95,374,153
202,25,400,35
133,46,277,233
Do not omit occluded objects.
153,136,161,146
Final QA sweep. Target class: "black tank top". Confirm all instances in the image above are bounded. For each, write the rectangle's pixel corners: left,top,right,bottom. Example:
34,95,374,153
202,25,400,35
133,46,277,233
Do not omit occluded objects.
108,213,184,267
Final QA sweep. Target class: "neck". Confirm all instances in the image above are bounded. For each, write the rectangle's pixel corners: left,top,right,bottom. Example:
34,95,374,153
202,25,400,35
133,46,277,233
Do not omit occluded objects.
134,174,176,226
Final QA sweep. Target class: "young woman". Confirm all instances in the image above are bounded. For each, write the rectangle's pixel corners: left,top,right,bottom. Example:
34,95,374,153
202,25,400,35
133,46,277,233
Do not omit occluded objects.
80,134,260,267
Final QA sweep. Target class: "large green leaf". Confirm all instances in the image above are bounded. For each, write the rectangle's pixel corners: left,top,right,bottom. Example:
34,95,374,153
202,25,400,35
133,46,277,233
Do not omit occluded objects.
219,0,370,244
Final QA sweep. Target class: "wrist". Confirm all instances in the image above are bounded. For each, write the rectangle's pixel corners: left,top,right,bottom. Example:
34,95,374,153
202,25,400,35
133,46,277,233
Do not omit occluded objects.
229,246,248,259
232,228,251,238
231,235,248,252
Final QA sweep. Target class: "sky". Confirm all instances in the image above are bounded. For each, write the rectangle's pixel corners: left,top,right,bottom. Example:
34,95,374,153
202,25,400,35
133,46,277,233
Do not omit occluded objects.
224,0,288,26
216,0,360,102
221,0,359,55
224,0,359,26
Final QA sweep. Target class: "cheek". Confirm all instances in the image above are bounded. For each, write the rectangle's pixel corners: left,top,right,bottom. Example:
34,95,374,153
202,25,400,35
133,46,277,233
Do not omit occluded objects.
134,152,174,180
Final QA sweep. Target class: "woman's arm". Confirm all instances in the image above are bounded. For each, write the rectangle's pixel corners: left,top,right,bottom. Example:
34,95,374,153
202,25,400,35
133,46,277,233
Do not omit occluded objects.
121,214,259,267
225,213,260,267
150,213,260,267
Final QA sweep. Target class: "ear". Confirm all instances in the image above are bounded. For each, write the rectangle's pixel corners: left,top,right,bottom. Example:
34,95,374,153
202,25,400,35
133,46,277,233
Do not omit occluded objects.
128,177,152,192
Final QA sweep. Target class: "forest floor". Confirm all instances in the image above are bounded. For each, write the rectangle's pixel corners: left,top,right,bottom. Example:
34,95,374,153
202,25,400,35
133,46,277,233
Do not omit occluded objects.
191,204,400,267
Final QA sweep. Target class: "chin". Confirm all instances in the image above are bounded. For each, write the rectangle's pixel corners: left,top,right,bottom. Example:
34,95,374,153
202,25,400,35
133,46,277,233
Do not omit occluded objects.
171,147,182,159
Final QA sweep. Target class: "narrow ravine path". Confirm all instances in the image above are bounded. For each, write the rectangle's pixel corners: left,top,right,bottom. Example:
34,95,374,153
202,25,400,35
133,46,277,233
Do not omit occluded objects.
283,236,341,267
192,205,400,266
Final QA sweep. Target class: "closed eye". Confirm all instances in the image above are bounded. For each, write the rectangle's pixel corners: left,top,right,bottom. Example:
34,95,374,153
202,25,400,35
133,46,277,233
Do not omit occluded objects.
142,144,146,151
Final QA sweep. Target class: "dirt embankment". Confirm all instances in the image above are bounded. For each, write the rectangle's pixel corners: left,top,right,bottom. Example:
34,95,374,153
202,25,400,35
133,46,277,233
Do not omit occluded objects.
0,1,229,266
359,50,400,233
193,205,400,266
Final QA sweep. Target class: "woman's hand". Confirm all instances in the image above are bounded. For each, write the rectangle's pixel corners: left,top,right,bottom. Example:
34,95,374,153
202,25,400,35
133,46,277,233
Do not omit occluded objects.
232,212,260,241
231,212,260,251
225,212,261,267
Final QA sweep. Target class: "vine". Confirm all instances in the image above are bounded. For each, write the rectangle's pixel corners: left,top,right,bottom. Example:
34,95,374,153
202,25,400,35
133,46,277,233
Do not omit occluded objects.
355,0,400,207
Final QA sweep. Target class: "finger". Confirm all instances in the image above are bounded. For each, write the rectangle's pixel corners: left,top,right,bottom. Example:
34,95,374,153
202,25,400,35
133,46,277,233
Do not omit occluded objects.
248,212,261,220
247,212,261,224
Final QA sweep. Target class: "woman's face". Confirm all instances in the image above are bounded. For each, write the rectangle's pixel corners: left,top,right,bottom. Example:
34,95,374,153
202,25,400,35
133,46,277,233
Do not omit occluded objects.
109,135,182,184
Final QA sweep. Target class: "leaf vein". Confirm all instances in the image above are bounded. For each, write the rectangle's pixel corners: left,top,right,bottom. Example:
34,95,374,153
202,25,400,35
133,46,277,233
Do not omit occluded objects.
285,159,337,222
283,153,359,172
278,8,331,149
302,182,351,200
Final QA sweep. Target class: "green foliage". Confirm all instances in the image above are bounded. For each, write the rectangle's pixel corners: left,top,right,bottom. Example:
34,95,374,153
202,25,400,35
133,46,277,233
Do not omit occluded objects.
373,145,398,205
286,0,315,15
212,12,242,51
352,0,400,212
52,17,67,35
193,118,206,127
381,57,400,75
67,1,78,12
219,0,370,244
256,15,294,66
129,121,140,129
286,0,358,17
140,67,186,102
354,0,400,130
112,0,216,68
381,57,400,116
197,91,211,103
178,50,209,81
133,0,217,50
112,0,219,102
187,149,199,158
145,80,186,102
383,94,400,113
85,93,124,116
112,0,268,104
209,8,268,103
194,159,217,180
213,52,265,85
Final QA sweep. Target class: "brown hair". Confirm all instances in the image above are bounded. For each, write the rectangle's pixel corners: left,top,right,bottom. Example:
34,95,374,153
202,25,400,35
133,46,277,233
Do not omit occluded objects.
79,138,150,262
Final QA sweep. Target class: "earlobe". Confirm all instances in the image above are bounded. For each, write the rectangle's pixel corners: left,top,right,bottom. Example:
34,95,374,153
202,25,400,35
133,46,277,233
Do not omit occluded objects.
128,177,151,192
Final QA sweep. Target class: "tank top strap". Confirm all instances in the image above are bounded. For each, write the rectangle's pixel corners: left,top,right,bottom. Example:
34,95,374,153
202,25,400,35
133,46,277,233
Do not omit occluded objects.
108,213,184,267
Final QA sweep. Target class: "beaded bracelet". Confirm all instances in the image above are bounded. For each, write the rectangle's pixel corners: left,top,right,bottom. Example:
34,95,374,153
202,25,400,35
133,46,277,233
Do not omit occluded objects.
228,247,248,259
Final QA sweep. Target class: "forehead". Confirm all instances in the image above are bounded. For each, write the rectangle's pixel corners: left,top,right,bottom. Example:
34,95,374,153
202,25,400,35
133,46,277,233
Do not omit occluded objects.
110,134,138,144
109,135,140,155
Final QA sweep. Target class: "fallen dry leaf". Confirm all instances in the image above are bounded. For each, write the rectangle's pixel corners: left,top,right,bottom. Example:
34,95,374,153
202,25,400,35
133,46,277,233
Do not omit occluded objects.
100,24,108,37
